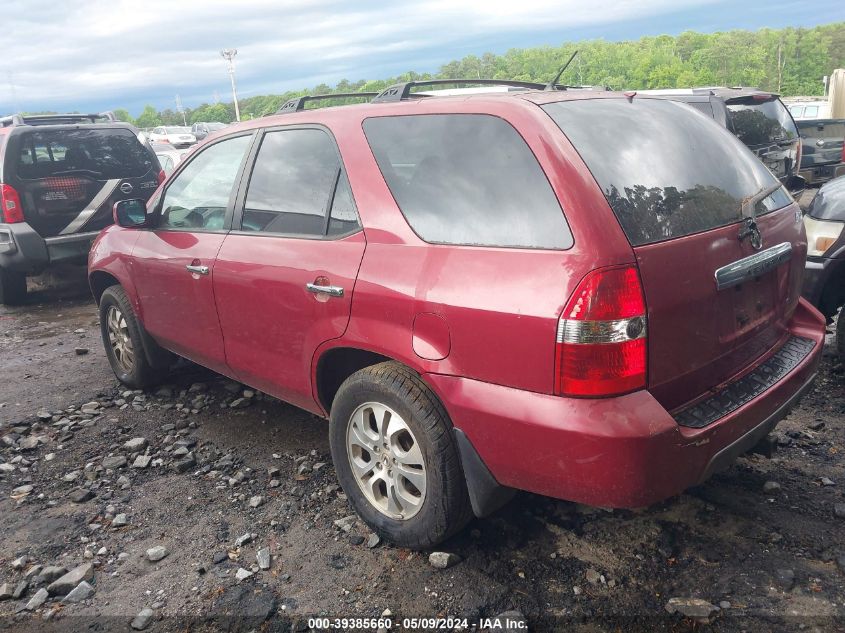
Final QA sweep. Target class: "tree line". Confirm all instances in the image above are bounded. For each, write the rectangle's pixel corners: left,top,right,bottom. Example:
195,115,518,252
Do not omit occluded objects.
118,22,845,126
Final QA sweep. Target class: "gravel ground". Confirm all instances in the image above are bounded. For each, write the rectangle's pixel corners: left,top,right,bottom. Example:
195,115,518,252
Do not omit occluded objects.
0,264,844,633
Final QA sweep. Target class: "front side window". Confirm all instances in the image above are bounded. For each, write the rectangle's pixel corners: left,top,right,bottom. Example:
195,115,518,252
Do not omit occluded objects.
159,135,251,231
363,114,571,249
241,128,359,237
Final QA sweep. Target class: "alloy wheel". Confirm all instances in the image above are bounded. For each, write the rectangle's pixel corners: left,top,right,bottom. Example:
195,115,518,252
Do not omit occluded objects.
106,305,134,373
346,402,427,520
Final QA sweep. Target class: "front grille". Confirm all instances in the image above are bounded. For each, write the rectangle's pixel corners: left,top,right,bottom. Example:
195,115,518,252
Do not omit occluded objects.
673,335,816,429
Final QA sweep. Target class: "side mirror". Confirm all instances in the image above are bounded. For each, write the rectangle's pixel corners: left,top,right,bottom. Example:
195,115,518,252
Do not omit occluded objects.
786,174,807,196
113,199,148,228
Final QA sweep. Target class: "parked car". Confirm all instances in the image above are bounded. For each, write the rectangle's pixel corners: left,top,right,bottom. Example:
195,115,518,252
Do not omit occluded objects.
147,126,196,148
191,122,228,141
0,112,162,304
152,143,190,177
644,88,804,191
802,176,845,357
796,119,845,185
89,83,824,548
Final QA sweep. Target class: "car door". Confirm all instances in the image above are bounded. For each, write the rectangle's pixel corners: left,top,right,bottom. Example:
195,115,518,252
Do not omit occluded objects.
131,132,254,374
213,126,366,411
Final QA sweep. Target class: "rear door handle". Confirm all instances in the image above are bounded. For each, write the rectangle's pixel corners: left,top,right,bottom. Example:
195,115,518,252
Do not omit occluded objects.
306,283,344,297
186,264,209,276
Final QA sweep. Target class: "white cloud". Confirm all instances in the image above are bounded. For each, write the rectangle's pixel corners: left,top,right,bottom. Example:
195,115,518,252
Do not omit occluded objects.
1,0,717,113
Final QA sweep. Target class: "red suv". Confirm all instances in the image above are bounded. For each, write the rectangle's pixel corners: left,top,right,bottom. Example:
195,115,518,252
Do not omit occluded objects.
88,82,825,548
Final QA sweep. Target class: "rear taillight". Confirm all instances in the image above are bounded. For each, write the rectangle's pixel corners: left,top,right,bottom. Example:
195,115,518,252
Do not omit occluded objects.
554,265,647,397
0,184,24,223
157,169,166,185
795,140,802,170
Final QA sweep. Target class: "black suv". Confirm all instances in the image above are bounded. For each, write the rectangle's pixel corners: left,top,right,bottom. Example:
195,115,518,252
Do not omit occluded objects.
646,88,804,190
0,112,162,304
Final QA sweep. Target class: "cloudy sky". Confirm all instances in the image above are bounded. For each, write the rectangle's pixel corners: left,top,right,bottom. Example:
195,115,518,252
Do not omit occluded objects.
2,0,842,116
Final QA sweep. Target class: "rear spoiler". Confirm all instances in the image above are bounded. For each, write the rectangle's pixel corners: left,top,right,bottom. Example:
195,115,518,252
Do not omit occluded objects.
0,111,118,127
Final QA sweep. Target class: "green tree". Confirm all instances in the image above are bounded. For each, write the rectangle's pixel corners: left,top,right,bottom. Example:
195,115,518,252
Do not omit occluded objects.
113,108,134,124
134,105,161,128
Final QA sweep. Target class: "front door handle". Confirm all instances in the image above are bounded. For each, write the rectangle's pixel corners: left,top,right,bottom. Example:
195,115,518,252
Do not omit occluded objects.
186,264,209,276
306,282,344,297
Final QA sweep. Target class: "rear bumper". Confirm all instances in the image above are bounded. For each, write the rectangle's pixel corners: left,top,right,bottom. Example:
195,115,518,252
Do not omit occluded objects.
799,162,845,185
426,298,824,508
0,222,98,273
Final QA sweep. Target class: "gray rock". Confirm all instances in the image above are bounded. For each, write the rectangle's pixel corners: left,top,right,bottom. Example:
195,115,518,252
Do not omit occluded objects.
256,547,271,570
130,607,154,630
132,455,152,469
665,597,719,621
46,563,94,596
25,588,49,611
333,515,356,532
70,489,94,503
18,436,40,451
719,601,731,610
102,455,127,470
229,398,250,409
586,568,603,585
12,580,28,599
11,555,28,570
0,583,12,601
62,580,95,603
763,481,781,493
11,484,33,498
235,533,252,547
74,347,89,356
212,551,228,564
112,513,128,528
820,477,835,486
235,567,254,581
488,611,527,631
24,564,42,580
428,552,461,569
146,546,169,562
775,568,796,590
367,533,381,549
834,503,845,519
172,453,196,473
123,437,148,452
248,495,264,508
38,566,68,584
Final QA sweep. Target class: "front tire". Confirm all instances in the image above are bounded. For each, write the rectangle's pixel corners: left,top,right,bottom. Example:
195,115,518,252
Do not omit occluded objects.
329,362,472,549
99,286,162,388
0,268,27,305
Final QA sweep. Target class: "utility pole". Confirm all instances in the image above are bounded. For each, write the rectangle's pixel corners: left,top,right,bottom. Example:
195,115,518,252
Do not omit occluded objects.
220,48,241,122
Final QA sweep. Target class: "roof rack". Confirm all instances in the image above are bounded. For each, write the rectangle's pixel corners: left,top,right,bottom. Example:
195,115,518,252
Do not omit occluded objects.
0,111,117,128
372,79,555,103
277,92,380,114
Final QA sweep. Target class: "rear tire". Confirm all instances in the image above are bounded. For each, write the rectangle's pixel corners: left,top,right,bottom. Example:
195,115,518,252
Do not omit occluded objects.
329,362,472,549
99,285,165,388
837,309,845,362
0,268,27,305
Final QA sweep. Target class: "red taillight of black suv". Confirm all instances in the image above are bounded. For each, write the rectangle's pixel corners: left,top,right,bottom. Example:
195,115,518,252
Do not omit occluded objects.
555,265,647,397
0,184,24,223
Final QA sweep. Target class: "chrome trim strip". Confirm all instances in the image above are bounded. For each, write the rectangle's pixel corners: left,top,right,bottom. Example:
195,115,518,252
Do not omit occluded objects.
44,231,101,245
714,242,792,290
557,316,647,344
58,179,121,235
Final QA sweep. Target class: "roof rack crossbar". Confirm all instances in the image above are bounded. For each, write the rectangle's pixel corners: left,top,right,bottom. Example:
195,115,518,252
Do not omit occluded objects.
0,111,117,127
372,79,552,103
277,92,380,114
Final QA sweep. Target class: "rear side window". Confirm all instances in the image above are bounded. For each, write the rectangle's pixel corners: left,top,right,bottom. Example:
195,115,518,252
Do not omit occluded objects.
543,98,791,247
725,98,798,146
241,128,360,237
13,128,154,180
363,114,572,250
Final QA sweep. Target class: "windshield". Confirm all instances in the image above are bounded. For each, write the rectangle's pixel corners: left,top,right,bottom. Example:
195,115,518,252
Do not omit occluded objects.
13,128,155,180
725,97,798,146
165,127,191,134
207,123,226,130
543,98,791,246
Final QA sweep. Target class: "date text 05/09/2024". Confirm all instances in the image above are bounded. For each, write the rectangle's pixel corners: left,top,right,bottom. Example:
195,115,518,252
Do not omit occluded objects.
307,616,527,630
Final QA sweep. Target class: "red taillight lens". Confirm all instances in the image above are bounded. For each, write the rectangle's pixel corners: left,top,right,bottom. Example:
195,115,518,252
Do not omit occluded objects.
0,184,24,223
157,169,166,185
555,265,647,397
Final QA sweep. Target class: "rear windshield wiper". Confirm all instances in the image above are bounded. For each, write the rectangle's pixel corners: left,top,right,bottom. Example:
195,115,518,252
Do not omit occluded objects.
741,182,783,219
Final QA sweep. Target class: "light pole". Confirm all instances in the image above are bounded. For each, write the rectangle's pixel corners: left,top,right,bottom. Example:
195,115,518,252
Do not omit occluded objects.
220,48,241,122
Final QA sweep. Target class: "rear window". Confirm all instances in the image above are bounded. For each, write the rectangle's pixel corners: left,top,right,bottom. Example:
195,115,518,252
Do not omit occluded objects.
13,128,154,180
543,98,791,247
725,97,798,147
363,114,572,250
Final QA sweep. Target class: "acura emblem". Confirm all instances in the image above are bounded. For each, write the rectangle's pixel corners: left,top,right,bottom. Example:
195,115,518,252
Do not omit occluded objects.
119,182,133,194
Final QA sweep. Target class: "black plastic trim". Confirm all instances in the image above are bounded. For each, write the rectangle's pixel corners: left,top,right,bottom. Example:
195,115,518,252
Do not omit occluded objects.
674,335,816,429
453,428,515,518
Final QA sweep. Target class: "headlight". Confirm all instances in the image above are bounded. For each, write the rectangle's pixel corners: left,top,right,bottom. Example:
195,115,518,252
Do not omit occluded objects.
804,215,844,257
